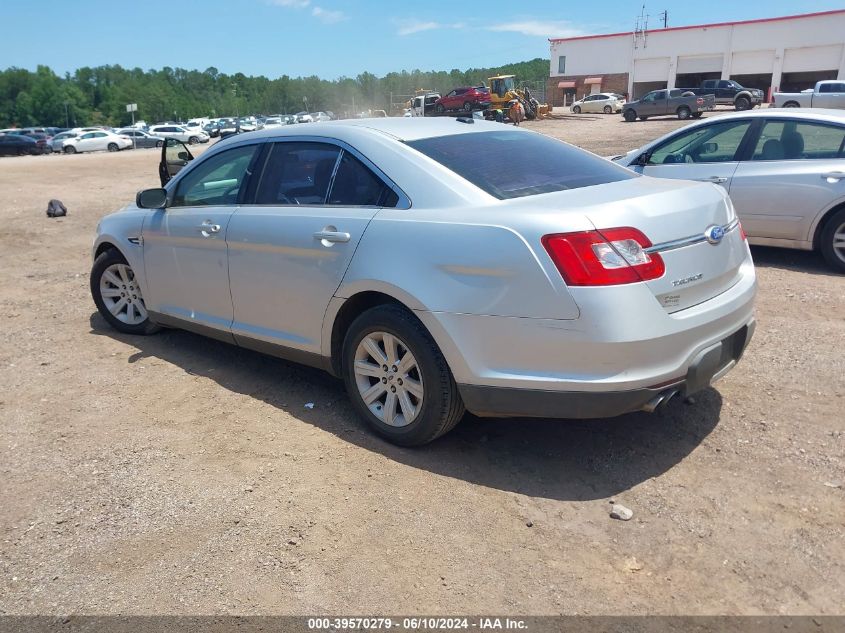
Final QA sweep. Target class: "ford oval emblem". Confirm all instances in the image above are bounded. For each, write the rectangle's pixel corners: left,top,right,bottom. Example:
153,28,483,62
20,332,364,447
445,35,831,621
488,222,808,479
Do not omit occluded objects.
705,225,725,245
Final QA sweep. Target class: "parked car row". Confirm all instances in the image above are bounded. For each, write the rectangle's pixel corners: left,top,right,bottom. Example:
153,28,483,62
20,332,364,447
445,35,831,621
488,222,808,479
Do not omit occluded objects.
569,80,766,121
0,124,173,155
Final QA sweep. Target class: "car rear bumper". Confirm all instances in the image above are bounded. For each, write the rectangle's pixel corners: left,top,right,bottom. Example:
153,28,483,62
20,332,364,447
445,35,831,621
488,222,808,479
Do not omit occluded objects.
417,256,756,419
457,320,754,418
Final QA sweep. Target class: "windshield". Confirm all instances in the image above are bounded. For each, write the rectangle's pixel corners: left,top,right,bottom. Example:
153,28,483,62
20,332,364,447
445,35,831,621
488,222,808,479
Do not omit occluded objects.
407,131,636,200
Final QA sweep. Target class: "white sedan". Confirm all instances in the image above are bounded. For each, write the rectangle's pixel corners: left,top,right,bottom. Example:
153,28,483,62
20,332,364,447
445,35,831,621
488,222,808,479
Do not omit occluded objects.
62,130,132,154
571,93,626,114
148,125,210,144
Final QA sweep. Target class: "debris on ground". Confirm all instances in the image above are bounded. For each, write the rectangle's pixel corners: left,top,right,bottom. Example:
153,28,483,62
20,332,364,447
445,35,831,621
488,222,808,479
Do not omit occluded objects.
46,199,67,217
610,503,634,521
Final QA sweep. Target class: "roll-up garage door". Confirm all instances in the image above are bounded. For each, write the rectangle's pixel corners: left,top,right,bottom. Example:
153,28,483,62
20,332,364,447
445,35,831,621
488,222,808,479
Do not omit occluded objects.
633,57,670,82
731,50,775,75
677,55,723,74
783,45,843,73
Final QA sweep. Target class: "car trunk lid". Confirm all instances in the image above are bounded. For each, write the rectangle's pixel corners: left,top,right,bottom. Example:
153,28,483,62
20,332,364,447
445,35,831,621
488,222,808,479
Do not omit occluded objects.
583,179,747,312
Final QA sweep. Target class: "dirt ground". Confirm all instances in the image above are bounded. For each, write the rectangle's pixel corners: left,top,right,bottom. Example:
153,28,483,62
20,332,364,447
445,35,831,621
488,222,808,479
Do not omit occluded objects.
0,111,843,616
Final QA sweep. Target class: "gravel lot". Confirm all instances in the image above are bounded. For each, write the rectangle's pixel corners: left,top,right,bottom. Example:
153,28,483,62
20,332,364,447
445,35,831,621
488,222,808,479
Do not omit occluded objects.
1,110,843,615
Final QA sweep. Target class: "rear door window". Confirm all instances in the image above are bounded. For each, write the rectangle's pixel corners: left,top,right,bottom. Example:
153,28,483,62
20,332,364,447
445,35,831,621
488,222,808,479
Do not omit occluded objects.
407,131,636,200
254,142,341,205
751,120,845,160
327,152,397,207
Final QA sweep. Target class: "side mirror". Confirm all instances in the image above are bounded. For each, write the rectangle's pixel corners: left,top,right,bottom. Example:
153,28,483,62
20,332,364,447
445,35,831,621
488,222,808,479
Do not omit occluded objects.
178,151,190,161
701,142,718,154
137,188,168,209
636,152,652,166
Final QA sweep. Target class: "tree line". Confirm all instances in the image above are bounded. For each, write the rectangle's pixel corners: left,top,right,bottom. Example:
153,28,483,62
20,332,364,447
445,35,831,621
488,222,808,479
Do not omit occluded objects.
0,59,549,128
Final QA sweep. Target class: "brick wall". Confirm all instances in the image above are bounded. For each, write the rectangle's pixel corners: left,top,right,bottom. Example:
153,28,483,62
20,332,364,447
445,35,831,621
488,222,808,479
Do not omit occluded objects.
546,73,630,107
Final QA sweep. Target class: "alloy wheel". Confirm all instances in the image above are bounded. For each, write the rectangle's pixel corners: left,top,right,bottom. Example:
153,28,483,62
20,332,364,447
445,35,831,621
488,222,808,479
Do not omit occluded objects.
99,263,148,325
353,331,424,427
832,220,845,265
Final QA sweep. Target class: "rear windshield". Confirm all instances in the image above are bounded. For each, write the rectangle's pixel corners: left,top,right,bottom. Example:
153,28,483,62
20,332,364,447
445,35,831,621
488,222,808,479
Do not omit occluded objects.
406,131,636,199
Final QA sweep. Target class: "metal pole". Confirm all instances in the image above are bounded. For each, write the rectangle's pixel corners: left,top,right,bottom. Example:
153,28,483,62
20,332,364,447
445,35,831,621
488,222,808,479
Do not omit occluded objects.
64,102,69,128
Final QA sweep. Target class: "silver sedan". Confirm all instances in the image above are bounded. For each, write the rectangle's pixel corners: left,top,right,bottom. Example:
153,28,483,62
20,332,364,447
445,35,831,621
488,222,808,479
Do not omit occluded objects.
613,109,845,272
90,118,755,445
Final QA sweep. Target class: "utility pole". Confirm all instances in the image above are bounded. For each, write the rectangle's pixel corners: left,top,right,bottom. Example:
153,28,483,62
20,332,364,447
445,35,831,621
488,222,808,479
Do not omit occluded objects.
660,10,668,28
232,83,239,128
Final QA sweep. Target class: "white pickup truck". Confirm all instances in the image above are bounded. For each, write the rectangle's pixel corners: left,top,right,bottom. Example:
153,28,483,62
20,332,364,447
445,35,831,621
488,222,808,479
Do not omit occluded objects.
773,80,845,109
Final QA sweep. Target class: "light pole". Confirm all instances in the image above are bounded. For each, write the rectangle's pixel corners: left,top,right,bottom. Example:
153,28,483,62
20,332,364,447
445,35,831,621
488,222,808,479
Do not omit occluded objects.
64,102,69,128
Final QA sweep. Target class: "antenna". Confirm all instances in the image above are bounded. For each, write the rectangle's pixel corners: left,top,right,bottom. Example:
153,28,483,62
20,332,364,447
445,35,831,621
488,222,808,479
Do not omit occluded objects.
633,5,649,49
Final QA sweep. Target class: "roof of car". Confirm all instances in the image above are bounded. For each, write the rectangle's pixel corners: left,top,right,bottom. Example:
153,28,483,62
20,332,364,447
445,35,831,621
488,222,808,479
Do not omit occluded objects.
691,108,845,123
241,117,503,143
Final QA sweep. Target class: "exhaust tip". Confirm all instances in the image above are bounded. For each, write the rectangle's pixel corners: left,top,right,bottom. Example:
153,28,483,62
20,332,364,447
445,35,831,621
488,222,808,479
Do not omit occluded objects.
642,389,680,414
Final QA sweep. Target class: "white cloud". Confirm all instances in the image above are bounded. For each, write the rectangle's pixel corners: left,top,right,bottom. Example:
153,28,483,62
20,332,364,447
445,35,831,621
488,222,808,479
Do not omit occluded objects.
312,6,347,23
395,19,465,36
487,20,586,38
268,0,310,7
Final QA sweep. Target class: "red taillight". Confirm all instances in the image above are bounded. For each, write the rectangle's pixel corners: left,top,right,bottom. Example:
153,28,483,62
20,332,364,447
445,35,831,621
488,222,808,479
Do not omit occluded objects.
739,222,747,241
542,227,665,286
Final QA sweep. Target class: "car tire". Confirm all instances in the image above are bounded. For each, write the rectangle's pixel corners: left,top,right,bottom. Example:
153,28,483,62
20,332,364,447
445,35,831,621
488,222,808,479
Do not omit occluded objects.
820,208,845,273
435,104,445,114
735,96,751,111
603,105,612,114
107,143,119,152
623,110,636,122
341,304,465,446
188,136,199,145
783,101,800,108
90,249,161,335
463,101,473,112
573,105,581,114
156,140,164,148
64,145,76,154
677,106,691,120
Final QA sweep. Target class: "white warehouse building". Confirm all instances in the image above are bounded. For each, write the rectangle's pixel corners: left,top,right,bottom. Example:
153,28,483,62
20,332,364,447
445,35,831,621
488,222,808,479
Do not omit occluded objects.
547,9,845,106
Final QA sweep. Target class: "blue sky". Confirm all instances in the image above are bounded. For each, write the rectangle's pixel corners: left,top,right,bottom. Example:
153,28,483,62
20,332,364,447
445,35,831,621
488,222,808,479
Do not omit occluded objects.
2,0,843,79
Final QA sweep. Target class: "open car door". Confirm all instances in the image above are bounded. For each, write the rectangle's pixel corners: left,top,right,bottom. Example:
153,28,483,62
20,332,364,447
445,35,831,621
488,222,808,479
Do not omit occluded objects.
159,138,194,186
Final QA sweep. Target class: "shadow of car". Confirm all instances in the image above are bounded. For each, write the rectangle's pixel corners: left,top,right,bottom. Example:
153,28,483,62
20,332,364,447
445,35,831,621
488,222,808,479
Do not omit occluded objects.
90,312,722,501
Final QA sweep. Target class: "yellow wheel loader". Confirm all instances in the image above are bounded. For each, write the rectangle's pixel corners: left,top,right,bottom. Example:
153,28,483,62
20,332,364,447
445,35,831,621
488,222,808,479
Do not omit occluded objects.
487,75,546,120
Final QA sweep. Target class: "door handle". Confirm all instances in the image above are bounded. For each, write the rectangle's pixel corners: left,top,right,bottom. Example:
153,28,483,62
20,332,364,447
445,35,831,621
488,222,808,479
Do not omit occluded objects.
821,172,845,182
698,176,728,184
314,230,351,243
198,221,221,234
